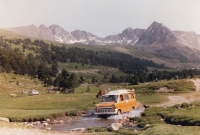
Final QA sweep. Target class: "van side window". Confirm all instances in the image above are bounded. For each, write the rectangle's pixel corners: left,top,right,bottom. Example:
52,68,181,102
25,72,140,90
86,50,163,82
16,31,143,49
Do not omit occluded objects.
124,94,129,100
128,93,133,99
120,95,124,101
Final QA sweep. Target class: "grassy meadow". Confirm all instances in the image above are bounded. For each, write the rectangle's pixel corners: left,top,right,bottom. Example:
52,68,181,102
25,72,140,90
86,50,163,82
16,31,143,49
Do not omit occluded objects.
0,72,196,122
0,69,200,134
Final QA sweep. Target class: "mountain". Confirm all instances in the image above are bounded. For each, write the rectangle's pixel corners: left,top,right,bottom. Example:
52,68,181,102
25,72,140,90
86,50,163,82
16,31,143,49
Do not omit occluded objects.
7,24,55,41
136,21,200,63
5,21,200,63
173,31,200,50
6,24,145,45
49,24,75,43
138,21,176,45
104,28,145,45
71,30,104,45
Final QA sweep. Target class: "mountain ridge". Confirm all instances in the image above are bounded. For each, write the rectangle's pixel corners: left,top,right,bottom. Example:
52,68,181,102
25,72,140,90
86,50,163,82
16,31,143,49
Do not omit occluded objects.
5,21,200,63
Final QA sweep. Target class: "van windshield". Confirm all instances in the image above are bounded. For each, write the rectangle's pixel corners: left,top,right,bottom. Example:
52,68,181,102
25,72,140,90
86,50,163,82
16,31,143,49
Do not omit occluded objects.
101,95,118,102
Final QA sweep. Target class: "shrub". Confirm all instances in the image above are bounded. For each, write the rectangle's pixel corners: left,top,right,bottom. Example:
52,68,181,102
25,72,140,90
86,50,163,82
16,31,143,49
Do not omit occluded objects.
180,103,190,108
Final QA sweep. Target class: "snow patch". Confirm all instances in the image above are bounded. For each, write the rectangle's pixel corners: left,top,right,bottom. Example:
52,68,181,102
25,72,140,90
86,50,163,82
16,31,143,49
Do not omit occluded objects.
132,37,138,45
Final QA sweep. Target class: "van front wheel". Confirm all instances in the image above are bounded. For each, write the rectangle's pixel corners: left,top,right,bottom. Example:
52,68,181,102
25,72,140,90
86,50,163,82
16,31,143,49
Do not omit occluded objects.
132,107,135,111
117,110,121,115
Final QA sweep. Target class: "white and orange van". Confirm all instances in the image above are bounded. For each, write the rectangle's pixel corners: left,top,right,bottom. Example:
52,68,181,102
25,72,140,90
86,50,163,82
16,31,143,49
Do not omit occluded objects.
95,89,136,116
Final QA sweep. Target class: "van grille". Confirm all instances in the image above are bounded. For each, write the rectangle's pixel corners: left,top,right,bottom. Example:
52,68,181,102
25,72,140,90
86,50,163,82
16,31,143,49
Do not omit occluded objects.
97,108,114,113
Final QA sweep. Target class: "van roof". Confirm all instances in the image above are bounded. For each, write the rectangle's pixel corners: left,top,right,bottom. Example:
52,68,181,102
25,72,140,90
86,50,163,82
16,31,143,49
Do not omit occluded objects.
104,89,133,96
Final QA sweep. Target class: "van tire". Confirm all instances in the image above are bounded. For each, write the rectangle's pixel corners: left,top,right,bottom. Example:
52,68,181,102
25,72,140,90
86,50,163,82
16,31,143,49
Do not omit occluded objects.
132,107,135,111
117,110,121,115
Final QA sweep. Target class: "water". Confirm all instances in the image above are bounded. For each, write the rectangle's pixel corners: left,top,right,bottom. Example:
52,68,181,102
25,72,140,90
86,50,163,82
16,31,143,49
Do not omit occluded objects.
51,107,145,132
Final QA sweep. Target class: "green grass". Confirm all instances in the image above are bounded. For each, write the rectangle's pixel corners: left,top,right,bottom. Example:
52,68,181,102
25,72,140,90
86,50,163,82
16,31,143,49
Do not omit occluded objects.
136,94,169,105
137,124,200,135
132,79,195,94
0,72,196,122
0,73,125,121
57,62,128,83
84,124,200,135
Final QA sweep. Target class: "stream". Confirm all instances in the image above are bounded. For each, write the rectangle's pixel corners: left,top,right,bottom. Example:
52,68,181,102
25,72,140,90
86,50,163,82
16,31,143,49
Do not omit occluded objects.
51,107,145,132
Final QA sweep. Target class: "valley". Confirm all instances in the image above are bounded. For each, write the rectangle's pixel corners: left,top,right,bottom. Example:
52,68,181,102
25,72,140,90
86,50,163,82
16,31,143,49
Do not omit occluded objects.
1,18,200,135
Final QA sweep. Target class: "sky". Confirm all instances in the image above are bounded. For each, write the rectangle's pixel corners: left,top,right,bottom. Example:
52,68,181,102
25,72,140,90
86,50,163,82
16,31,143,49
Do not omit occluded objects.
1,0,200,37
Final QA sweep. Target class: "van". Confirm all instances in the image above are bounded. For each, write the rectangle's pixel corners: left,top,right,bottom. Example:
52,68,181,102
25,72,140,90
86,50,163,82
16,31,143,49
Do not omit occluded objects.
94,89,136,117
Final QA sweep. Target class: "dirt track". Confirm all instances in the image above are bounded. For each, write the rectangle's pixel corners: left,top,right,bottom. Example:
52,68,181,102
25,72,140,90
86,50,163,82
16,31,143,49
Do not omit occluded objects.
155,79,200,107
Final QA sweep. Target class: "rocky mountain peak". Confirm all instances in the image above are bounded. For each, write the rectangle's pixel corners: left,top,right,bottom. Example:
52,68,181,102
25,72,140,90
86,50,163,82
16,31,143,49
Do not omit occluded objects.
49,24,67,35
71,29,98,42
39,24,48,30
138,21,176,45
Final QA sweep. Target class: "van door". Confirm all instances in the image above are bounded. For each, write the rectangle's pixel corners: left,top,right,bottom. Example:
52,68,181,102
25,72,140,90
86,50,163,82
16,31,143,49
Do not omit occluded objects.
116,94,127,113
128,93,136,109
124,94,131,112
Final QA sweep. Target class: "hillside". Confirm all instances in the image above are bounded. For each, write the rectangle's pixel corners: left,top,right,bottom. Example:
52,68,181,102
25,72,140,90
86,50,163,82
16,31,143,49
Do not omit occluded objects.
136,22,200,63
5,21,200,65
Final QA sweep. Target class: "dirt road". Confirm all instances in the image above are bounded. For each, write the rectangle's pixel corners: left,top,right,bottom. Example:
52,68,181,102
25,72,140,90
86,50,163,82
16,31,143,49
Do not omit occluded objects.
155,79,200,107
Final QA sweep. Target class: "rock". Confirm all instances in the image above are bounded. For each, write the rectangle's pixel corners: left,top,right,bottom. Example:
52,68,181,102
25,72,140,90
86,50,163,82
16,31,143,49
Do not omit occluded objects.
107,123,120,131
46,127,51,130
46,119,50,122
115,122,123,128
53,120,58,124
43,122,49,127
118,119,125,123
122,116,129,121
58,120,64,124
128,122,134,127
145,124,150,127
25,123,34,128
10,94,17,97
66,117,72,120
32,122,37,125
0,117,9,122
71,128,85,132
36,121,40,125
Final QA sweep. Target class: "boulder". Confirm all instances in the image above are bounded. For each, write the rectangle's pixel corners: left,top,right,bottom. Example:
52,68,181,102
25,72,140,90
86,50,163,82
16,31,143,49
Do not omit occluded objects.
53,120,58,124
107,123,121,131
46,119,51,122
10,94,17,97
43,122,49,127
25,123,34,128
0,117,9,122
58,120,64,124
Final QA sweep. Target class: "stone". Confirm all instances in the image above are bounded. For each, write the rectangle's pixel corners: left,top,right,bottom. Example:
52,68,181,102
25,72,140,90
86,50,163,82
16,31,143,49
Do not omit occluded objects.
43,122,49,127
46,127,51,130
0,117,9,122
25,123,34,128
53,120,58,124
32,122,37,125
145,124,150,127
115,122,123,128
36,121,40,125
107,123,120,131
71,128,86,132
46,119,50,122
122,116,129,121
58,120,64,124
